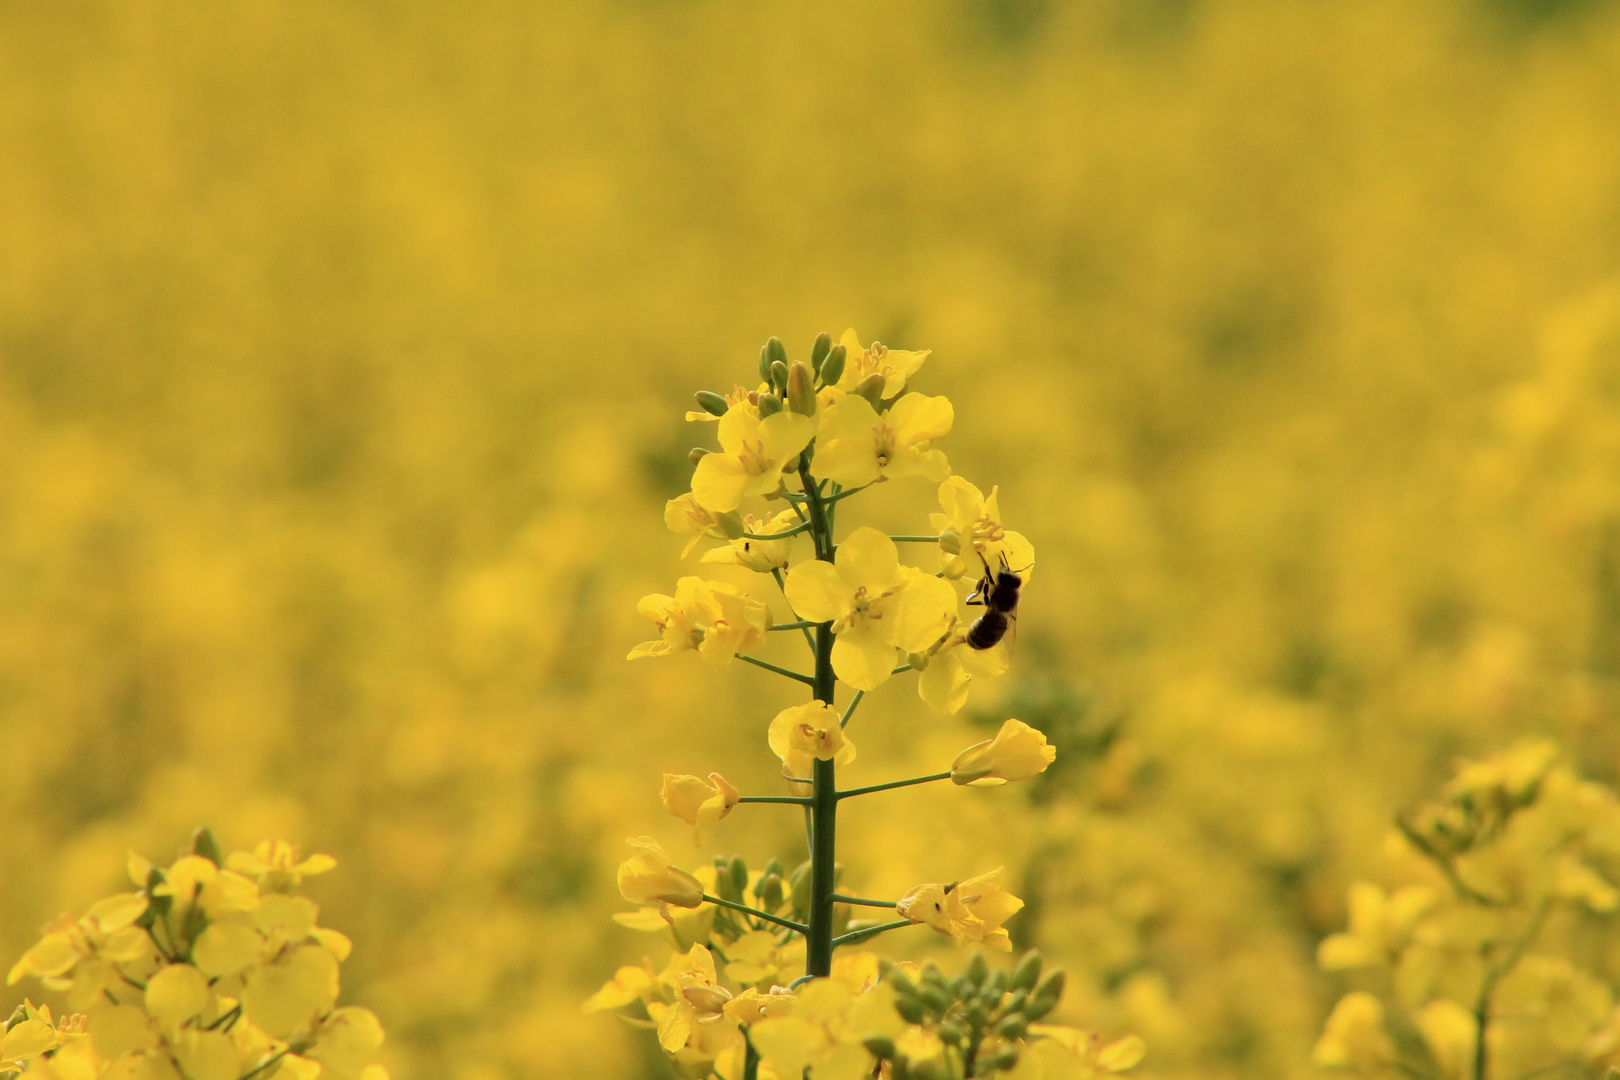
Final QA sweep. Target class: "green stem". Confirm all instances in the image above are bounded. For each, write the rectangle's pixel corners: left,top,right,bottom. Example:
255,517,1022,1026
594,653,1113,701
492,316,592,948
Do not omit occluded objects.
769,619,818,631
831,919,913,947
829,894,898,908
700,894,808,934
891,662,913,674
838,690,865,729
799,459,840,979
1474,899,1550,1080
824,481,877,505
888,535,940,543
839,772,953,799
736,653,815,685
742,521,813,541
737,795,812,805
238,1050,290,1080
743,1039,760,1080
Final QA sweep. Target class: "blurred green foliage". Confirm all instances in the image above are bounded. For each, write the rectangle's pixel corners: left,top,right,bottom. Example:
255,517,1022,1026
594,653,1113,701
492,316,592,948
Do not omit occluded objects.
3,1,1620,1079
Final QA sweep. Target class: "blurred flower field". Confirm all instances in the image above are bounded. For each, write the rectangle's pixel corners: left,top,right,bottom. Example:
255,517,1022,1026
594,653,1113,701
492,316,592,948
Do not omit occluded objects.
3,1,1620,1078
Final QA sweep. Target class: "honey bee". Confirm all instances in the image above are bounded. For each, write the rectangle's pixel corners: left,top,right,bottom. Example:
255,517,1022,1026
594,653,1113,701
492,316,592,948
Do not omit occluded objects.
965,550,1026,650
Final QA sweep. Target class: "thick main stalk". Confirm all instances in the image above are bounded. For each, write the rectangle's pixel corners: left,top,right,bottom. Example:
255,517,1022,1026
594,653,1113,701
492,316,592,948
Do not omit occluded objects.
799,462,839,978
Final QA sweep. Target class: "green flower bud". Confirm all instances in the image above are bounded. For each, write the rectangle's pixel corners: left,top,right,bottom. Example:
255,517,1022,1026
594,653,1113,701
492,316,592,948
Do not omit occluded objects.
863,1036,897,1061
770,359,790,395
906,651,931,672
758,394,783,418
788,861,813,918
996,1015,1027,1040
952,974,975,1000
729,855,749,899
717,511,745,539
938,1022,964,1046
1009,951,1043,992
766,336,789,370
895,994,926,1025
191,827,223,867
1034,971,1065,1005
1024,995,1058,1022
758,344,773,385
1004,989,1028,1015
820,344,847,387
982,1047,1021,1072
854,371,886,408
787,361,817,415
921,964,947,990
758,874,784,912
965,953,989,987
966,1000,987,1029
811,332,832,370
919,985,950,1015
694,390,729,417
988,970,1008,996
888,970,917,998
978,985,1004,1013
689,447,710,466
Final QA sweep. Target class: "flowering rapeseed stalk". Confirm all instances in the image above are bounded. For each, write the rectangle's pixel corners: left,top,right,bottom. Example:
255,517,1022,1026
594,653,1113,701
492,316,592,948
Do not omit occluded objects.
5,830,385,1080
591,330,1142,1079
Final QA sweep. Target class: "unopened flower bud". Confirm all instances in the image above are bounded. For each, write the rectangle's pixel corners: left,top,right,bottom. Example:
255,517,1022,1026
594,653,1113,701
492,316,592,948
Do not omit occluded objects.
952,720,1057,787
996,1015,1027,1040
907,651,931,672
811,332,832,370
982,1047,1020,1072
895,994,926,1025
758,345,773,385
938,1022,964,1046
758,873,784,912
854,372,886,407
617,837,705,908
1005,989,1028,1015
766,336,789,370
729,855,749,898
937,528,963,556
758,394,783,418
920,985,950,1015
965,953,989,986
1009,951,1043,992
966,1000,987,1028
717,511,746,540
191,827,223,867
863,1036,897,1060
770,359,790,394
694,390,729,417
819,344,847,387
787,362,817,415
788,861,813,918
689,447,710,466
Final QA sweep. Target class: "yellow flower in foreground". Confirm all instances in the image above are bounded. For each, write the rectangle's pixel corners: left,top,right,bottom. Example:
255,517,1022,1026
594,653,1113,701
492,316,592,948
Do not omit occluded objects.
768,702,857,780
661,772,741,841
691,403,816,513
833,328,930,399
951,720,1056,786
628,578,772,665
618,837,706,909
930,476,1036,581
784,528,956,690
916,624,1010,715
751,979,904,1080
895,867,1023,951
1313,992,1395,1070
701,509,798,573
812,393,953,490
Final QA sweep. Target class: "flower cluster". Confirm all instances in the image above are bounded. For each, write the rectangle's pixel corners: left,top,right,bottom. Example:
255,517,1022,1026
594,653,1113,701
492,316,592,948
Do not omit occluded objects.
1313,741,1620,1080
598,331,1137,1079
5,831,385,1080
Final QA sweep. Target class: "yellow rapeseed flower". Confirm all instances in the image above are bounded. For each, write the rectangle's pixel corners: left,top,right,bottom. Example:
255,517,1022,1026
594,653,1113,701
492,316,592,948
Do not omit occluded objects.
951,719,1057,787
661,772,741,842
750,979,904,1080
690,403,815,513
664,493,741,559
784,528,956,690
895,868,1024,951
832,329,930,400
1316,882,1436,971
225,841,336,890
617,837,706,909
768,702,856,781
812,393,953,490
915,623,1010,715
629,578,772,665
701,509,798,573
582,963,656,1013
1313,992,1395,1070
930,476,1036,582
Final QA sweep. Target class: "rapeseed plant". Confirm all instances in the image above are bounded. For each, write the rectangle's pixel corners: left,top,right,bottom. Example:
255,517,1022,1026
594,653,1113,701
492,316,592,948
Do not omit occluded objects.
592,332,1140,1079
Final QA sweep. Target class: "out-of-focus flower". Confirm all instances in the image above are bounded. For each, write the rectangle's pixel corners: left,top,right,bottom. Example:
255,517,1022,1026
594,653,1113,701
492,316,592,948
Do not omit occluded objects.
1313,993,1395,1070
665,493,743,559
1010,1028,1146,1080
225,841,336,890
951,720,1056,786
1316,883,1436,970
751,979,904,1080
784,528,955,690
582,963,656,1013
661,773,741,842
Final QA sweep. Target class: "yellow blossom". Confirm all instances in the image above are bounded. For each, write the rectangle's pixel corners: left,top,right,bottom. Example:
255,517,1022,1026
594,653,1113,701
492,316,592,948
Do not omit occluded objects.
812,393,953,489
1313,992,1395,1070
784,528,956,690
751,979,904,1080
930,476,1036,581
1316,883,1437,971
1415,1000,1476,1080
951,719,1057,786
617,837,706,909
628,578,772,664
690,403,815,513
916,623,1010,714
685,385,756,422
664,493,742,559
767,702,856,780
832,329,930,399
701,509,798,573
661,773,741,841
724,986,796,1026
224,841,334,891
895,867,1024,950
582,963,656,1013
654,945,735,1054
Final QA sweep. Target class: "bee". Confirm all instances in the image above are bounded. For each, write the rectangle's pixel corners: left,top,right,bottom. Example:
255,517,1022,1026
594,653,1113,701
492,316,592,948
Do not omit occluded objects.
965,550,1026,650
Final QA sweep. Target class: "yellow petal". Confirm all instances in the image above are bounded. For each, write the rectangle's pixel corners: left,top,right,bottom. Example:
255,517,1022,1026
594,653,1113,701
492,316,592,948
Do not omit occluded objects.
918,650,971,714
662,774,719,827
888,393,954,445
88,1004,156,1059
308,1007,385,1080
145,963,211,1033
173,1030,240,1080
691,454,749,513
759,411,815,460
785,560,854,623
85,893,149,934
884,575,956,653
1098,1035,1147,1072
194,919,264,978
834,528,901,592
832,621,897,692
0,1019,57,1064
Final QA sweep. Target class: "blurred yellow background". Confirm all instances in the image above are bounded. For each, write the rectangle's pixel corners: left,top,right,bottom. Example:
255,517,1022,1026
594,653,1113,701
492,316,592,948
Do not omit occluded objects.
4,1,1620,1078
